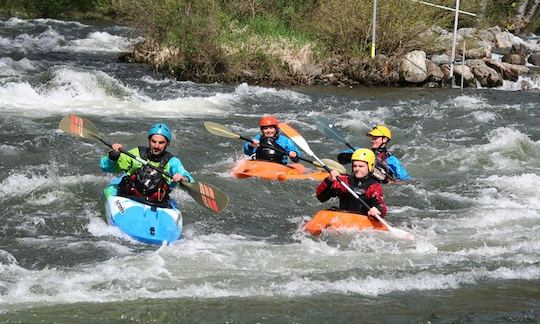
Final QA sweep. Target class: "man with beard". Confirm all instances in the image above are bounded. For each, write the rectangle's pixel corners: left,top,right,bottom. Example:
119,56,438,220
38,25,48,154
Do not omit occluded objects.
100,123,193,203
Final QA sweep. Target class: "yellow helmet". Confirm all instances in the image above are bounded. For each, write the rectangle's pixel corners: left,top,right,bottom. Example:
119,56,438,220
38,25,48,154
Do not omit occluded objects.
351,148,376,173
367,125,392,140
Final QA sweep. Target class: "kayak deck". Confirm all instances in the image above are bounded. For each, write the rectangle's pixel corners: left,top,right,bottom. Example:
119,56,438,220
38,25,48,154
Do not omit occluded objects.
304,209,388,236
103,177,183,245
232,160,328,181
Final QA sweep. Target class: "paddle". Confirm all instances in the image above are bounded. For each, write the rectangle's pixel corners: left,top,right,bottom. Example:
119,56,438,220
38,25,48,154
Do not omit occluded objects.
59,114,229,213
314,116,396,182
278,122,415,241
203,121,346,174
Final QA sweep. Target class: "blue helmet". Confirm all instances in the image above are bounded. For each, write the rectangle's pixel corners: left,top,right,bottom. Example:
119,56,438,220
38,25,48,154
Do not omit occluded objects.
148,123,172,142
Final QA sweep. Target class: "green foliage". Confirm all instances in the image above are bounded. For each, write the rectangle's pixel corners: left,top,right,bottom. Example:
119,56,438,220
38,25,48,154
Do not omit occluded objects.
0,0,114,19
304,0,450,57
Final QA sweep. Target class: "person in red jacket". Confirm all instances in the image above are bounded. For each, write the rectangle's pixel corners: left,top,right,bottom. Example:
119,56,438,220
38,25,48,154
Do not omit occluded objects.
316,148,387,219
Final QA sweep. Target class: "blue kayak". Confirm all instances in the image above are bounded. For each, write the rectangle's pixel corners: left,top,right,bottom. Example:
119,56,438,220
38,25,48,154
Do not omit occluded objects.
102,176,183,245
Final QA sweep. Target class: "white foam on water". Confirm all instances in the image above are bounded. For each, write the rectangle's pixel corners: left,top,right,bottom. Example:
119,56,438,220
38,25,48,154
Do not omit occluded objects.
474,173,540,211
444,127,539,172
233,83,311,105
468,110,498,123
0,220,537,308
3,17,88,28
0,57,39,77
497,75,540,91
66,31,143,53
1,18,137,54
4,27,65,54
0,171,103,200
451,94,488,109
86,216,141,245
0,67,236,118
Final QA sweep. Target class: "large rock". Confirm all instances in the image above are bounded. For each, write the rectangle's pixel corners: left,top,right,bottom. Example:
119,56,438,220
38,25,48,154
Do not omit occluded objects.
453,64,475,86
466,59,502,87
502,53,526,65
430,53,450,65
528,53,540,66
400,50,427,83
494,30,523,50
484,59,530,81
425,59,444,82
464,47,491,59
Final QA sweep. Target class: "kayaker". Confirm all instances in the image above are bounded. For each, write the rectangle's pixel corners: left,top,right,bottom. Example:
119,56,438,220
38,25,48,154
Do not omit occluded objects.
243,115,302,165
316,148,387,219
100,123,194,203
338,124,411,183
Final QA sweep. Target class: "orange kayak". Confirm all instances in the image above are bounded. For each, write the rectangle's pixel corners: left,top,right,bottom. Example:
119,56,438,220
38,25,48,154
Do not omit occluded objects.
232,160,328,181
304,209,388,236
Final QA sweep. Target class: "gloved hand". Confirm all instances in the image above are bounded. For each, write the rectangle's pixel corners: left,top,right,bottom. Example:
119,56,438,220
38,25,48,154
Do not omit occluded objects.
108,150,120,161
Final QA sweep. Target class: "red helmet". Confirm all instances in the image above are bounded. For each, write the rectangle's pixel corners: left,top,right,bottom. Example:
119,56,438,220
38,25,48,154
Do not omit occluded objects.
259,116,279,128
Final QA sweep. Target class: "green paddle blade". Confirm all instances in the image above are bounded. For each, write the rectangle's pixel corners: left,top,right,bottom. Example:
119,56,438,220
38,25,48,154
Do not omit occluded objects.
204,121,241,139
180,181,229,213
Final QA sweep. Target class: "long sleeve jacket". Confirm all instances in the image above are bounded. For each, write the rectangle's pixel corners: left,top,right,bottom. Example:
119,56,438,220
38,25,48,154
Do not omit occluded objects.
99,147,194,189
316,174,387,217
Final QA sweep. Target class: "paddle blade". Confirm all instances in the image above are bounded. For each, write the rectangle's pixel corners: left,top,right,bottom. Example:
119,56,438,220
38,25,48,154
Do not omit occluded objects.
315,116,348,144
390,228,415,241
314,158,346,174
204,121,241,139
180,181,229,213
278,123,314,156
59,114,100,141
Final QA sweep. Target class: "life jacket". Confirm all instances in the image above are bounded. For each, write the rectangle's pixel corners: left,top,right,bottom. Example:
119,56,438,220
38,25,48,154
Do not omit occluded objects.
338,175,379,214
119,147,173,202
255,136,286,163
372,148,393,183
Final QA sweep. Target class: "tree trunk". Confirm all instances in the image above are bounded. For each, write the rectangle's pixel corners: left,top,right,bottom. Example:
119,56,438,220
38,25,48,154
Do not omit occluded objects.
477,0,488,25
511,0,540,33
524,0,540,24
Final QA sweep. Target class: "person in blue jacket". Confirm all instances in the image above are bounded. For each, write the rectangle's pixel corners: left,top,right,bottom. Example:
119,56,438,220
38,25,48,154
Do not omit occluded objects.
337,125,411,183
100,123,194,203
367,125,411,182
243,115,302,165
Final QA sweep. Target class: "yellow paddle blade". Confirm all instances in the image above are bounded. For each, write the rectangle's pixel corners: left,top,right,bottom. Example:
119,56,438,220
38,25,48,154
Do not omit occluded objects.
314,158,347,174
204,121,241,139
58,114,101,141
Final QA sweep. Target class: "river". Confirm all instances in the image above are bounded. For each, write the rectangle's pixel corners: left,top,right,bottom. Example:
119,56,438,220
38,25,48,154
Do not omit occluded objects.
1,17,539,323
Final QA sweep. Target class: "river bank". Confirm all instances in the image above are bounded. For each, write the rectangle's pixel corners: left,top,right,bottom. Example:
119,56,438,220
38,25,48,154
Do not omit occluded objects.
120,25,540,89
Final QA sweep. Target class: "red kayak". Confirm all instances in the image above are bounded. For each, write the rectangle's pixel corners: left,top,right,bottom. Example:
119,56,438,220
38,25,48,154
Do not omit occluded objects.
304,209,388,236
232,160,328,181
